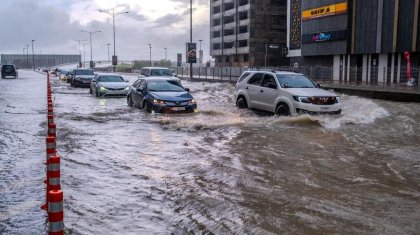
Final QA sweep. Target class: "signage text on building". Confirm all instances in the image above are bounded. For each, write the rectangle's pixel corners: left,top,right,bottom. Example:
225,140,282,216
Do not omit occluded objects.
302,2,347,21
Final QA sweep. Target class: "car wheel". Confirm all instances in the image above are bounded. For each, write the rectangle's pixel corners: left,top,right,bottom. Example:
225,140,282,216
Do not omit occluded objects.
236,96,248,109
127,96,133,107
143,101,152,113
276,103,291,116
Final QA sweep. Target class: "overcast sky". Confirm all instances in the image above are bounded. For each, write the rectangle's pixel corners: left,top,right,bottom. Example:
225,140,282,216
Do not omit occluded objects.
0,0,210,62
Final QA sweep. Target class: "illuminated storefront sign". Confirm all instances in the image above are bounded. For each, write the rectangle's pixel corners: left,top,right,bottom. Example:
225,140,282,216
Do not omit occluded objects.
302,30,347,43
302,2,347,21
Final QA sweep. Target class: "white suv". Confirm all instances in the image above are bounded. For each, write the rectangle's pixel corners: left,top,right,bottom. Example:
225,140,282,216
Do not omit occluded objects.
234,70,342,115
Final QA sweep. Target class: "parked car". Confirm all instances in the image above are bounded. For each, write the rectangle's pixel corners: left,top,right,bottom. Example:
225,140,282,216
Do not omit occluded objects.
139,67,180,82
127,77,197,113
90,73,129,97
234,70,342,115
70,69,95,87
1,64,18,79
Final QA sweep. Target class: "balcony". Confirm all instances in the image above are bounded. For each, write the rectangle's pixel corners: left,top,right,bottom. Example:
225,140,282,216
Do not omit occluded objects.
237,32,250,40
236,47,249,54
223,35,236,42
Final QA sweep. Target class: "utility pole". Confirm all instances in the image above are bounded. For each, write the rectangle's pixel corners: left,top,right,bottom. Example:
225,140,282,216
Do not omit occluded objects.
190,0,193,80
31,40,35,71
107,43,111,65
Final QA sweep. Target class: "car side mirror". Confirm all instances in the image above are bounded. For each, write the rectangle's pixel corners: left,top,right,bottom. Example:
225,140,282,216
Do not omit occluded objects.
185,88,190,92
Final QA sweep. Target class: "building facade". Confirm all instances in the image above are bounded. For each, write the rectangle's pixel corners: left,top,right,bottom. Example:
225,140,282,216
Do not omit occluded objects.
210,0,289,67
287,0,420,83
1,54,81,69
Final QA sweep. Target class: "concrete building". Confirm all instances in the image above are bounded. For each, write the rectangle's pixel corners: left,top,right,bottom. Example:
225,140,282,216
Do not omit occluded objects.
1,54,81,69
210,0,289,67
287,0,420,83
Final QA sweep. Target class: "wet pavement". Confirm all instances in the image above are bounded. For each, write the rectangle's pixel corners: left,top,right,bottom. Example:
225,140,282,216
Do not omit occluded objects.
1,70,420,234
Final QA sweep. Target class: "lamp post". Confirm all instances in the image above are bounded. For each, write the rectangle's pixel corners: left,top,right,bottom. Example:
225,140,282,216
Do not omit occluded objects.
81,30,101,68
23,48,26,68
72,39,87,67
107,43,111,65
99,8,129,72
164,47,167,61
82,43,89,68
189,0,193,80
199,39,203,64
148,44,152,66
26,44,29,69
31,40,35,71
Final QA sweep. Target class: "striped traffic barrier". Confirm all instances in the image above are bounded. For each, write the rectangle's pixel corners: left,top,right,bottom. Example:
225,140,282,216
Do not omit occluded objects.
46,136,56,163
48,115,54,126
48,123,56,138
48,156,61,191
48,190,64,235
48,107,54,116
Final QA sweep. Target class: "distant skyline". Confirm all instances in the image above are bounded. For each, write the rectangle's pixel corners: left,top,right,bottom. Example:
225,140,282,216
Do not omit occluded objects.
0,0,210,62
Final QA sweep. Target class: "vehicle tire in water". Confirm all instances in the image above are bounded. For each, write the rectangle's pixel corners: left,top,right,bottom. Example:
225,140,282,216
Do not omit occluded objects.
127,96,133,107
276,103,290,116
236,96,248,109
143,101,151,113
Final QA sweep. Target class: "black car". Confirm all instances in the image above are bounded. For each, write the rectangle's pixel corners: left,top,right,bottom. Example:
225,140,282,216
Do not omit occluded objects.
70,69,95,88
1,65,18,79
127,77,197,113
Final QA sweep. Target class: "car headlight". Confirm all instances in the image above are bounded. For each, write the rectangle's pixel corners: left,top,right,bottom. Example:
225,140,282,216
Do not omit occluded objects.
100,86,107,91
153,99,165,104
293,96,311,103
335,96,340,103
188,99,196,104
124,87,130,91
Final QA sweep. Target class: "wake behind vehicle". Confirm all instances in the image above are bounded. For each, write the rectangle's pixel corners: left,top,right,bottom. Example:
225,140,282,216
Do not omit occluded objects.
1,64,18,79
127,77,197,113
70,69,94,88
90,73,129,97
234,70,342,116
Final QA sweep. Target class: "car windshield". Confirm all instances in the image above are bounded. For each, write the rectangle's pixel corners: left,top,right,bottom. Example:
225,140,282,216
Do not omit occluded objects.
98,75,124,82
148,80,184,92
75,70,94,75
276,74,317,88
150,69,173,76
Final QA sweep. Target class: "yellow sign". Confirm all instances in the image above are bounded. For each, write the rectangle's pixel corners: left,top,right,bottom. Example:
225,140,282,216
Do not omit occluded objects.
302,2,347,21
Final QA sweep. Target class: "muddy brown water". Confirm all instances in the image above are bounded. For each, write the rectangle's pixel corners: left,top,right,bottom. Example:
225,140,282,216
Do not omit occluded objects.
1,71,419,234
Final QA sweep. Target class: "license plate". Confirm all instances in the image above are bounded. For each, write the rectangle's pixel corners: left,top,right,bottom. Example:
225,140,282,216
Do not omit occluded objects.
321,107,330,111
172,107,185,111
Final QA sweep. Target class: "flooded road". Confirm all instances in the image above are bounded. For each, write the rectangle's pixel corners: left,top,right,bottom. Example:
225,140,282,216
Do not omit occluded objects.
1,71,420,234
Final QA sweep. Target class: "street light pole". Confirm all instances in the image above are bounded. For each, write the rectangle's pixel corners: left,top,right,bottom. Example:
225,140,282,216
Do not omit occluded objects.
26,44,29,69
164,48,167,61
107,43,111,65
81,30,101,68
72,39,87,67
190,0,193,80
148,44,152,66
31,40,35,71
99,9,129,72
199,39,203,64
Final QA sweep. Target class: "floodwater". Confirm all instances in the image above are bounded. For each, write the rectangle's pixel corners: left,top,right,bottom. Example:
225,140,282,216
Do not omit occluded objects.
1,70,419,234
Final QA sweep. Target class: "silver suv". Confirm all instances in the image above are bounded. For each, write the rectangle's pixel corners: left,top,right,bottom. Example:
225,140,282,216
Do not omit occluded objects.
234,70,342,115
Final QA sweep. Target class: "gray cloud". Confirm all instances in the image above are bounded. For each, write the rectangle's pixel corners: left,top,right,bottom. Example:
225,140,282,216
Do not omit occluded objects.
0,0,210,62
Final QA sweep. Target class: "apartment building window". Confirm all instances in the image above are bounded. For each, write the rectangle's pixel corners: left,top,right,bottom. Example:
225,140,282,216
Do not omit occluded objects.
224,2,235,11
224,28,234,36
238,25,248,34
224,15,235,24
223,42,235,49
213,31,221,38
239,0,249,6
213,43,221,50
213,6,220,14
270,0,286,6
238,40,248,47
239,11,248,21
213,18,221,26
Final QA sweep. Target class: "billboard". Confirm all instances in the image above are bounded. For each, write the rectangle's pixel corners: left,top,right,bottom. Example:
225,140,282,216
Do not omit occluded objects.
186,43,197,63
302,2,347,21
